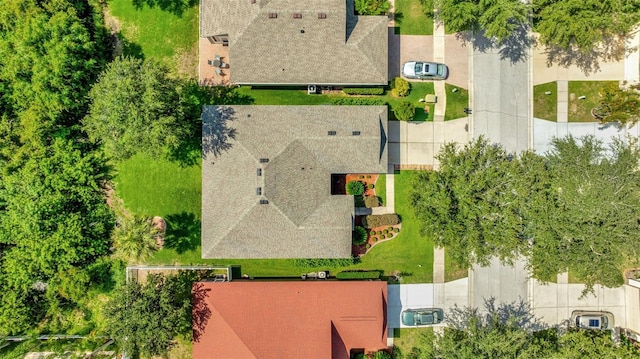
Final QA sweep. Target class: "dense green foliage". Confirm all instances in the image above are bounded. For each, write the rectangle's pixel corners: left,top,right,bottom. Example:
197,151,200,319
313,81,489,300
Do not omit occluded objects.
392,77,411,97
394,100,415,121
362,214,401,228
330,98,387,106
352,226,369,245
533,0,640,54
0,0,114,335
111,215,160,264
104,272,196,357
84,57,192,161
347,180,366,195
342,87,385,95
412,136,640,291
355,0,391,15
593,83,640,127
293,258,356,268
336,270,382,279
395,299,638,358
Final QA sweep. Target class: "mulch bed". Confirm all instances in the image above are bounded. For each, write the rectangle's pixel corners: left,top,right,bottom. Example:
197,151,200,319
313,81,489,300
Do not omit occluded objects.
345,174,378,197
352,221,402,257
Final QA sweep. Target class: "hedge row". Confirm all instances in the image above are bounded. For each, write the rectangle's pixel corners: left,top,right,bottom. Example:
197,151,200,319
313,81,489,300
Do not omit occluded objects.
330,98,386,106
342,87,385,95
364,196,380,208
294,258,355,268
362,214,401,228
336,270,382,280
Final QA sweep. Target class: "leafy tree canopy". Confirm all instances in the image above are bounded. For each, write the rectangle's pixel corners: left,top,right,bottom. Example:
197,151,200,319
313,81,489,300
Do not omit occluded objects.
412,135,640,291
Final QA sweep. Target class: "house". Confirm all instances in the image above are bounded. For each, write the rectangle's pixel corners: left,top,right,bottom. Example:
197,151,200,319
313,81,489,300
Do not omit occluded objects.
199,0,388,85
201,105,388,259
192,281,388,358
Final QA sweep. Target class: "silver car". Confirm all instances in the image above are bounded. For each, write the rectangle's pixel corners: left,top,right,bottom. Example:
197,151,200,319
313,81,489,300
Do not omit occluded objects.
571,310,614,330
402,61,449,80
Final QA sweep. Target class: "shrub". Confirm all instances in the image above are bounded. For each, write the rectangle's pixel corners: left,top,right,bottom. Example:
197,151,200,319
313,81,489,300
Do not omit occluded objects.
366,175,372,179
366,243,371,249
354,0,391,15
346,180,365,195
294,258,355,268
373,237,379,242
364,196,380,208
388,227,393,231
358,175,365,179
391,77,411,97
368,183,375,189
352,226,368,245
342,87,385,95
383,229,389,234
362,214,400,228
331,97,386,106
373,350,392,359
336,270,382,279
394,100,415,121
394,227,400,233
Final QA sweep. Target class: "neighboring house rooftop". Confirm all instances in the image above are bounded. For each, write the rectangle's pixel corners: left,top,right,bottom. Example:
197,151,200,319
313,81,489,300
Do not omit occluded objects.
192,281,388,359
200,0,388,85
201,105,388,259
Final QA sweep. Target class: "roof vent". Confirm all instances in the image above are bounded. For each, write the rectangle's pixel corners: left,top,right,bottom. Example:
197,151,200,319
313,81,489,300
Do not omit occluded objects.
268,12,277,19
259,158,269,163
257,168,262,176
328,131,336,136
259,199,269,204
352,131,361,136
256,187,262,195
293,13,302,19
318,13,326,19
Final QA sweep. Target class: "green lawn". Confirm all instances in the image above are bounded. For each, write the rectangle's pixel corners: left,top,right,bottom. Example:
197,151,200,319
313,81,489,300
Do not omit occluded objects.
376,173,387,205
114,153,201,218
444,248,468,282
568,81,617,122
235,83,436,121
444,84,469,121
534,82,558,121
108,0,198,67
393,0,434,35
146,171,434,283
393,328,434,358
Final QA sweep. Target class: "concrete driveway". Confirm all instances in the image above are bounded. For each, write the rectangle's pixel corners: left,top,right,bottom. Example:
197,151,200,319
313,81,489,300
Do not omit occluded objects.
387,279,469,328
470,256,530,311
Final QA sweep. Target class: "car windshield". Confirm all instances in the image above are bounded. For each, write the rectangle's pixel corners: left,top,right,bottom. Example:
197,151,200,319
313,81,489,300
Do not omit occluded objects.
416,63,425,74
436,64,445,76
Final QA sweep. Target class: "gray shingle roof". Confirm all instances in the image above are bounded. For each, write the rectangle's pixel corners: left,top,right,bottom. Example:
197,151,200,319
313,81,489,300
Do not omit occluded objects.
200,0,388,85
201,105,388,259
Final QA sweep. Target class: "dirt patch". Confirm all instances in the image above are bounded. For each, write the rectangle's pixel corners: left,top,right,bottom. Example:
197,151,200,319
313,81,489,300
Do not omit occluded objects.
570,102,577,114
103,8,121,34
173,45,198,79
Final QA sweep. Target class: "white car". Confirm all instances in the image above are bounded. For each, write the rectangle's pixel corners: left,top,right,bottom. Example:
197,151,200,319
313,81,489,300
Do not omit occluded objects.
571,310,614,330
402,61,449,80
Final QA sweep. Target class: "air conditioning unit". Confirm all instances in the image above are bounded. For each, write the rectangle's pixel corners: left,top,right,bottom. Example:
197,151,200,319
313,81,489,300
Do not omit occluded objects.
318,271,327,279
307,84,317,94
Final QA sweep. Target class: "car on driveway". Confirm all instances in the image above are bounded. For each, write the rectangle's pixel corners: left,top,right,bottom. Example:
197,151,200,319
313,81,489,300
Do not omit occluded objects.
571,310,614,330
402,61,449,80
401,308,444,326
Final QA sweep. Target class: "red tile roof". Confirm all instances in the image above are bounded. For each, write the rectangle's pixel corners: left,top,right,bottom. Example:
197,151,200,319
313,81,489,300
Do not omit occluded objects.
193,281,388,359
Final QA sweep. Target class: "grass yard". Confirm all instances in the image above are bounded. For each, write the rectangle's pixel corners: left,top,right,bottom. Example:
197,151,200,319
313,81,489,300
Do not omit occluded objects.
444,248,468,282
107,0,198,71
568,81,617,122
376,173,387,205
146,171,435,283
444,84,469,121
393,328,435,358
534,82,558,121
114,153,201,218
393,0,434,35
235,83,436,121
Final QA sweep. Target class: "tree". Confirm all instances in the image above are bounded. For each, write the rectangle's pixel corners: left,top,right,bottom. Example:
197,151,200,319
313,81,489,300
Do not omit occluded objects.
355,0,391,15
411,137,527,268
434,0,529,43
84,57,191,161
533,0,640,54
111,215,160,264
592,83,640,127
394,101,415,121
105,272,198,358
555,329,639,358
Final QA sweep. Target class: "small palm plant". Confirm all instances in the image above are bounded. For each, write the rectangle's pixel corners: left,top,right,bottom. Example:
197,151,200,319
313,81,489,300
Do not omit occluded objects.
112,215,160,264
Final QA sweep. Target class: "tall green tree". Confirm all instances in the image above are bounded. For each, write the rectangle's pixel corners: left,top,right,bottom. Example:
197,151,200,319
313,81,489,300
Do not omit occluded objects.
105,272,197,357
84,57,191,161
593,83,640,127
412,137,527,268
533,0,640,54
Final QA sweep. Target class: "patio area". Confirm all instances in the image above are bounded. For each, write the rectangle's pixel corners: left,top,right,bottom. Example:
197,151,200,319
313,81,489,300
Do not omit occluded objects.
199,38,230,86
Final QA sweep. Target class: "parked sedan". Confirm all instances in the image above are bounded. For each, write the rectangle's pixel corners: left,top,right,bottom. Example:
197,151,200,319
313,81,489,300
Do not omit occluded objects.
402,61,449,80
571,310,614,330
401,308,444,326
